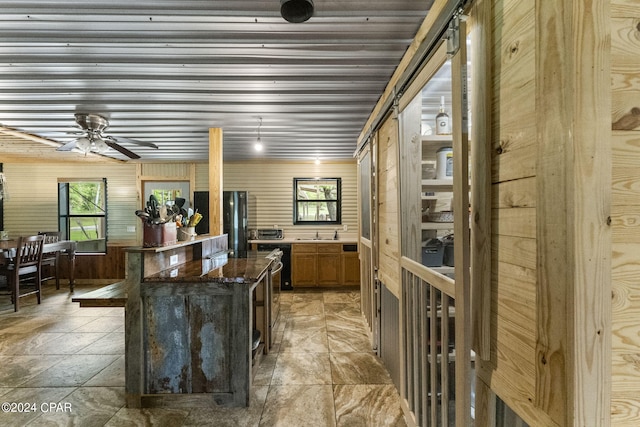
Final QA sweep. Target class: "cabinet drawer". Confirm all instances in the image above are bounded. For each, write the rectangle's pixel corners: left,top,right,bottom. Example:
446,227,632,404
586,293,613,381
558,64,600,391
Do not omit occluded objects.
292,243,317,253
317,243,341,253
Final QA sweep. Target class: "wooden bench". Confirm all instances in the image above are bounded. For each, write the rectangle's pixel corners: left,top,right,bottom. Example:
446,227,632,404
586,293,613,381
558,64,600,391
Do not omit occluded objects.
72,281,127,307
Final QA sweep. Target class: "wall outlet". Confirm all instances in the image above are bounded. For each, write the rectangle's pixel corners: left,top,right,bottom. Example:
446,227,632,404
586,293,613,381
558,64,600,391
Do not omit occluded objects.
343,224,348,231
170,255,179,266
127,226,136,233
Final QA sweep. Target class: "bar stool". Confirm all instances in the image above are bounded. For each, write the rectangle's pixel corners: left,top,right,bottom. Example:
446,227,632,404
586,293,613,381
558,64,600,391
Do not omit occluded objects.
0,235,45,311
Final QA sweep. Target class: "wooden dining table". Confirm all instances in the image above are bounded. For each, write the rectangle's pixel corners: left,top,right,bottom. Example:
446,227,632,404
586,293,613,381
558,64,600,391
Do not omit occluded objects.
0,239,78,292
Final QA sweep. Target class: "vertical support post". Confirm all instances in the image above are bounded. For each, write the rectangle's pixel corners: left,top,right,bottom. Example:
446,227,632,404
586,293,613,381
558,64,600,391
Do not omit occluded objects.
535,0,610,425
208,128,223,236
450,15,472,427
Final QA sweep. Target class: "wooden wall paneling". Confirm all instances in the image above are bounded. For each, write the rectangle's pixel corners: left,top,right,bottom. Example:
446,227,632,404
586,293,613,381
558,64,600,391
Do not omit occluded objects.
491,207,535,239
451,16,472,426
611,8,640,421
611,133,640,205
535,0,573,420
469,0,493,365
376,114,401,297
492,235,536,271
61,245,127,282
492,178,536,209
484,1,542,421
476,358,556,427
489,0,536,185
536,1,611,426
398,92,422,262
474,375,497,427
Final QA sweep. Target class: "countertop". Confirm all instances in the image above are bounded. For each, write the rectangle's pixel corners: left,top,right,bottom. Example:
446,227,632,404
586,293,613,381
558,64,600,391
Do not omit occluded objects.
143,251,273,284
248,237,358,244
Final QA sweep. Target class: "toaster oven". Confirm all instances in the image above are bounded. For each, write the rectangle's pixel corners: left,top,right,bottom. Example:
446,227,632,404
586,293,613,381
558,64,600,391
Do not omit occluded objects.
256,228,284,240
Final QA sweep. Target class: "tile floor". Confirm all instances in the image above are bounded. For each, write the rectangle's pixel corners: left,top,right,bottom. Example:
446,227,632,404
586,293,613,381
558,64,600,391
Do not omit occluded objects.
0,284,407,426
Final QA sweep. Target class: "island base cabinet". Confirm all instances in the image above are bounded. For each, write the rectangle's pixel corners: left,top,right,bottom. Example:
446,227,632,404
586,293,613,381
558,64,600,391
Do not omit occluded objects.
128,280,254,408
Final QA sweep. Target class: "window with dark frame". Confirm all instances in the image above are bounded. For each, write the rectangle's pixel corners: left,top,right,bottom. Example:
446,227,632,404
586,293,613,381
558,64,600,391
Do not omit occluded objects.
58,178,107,254
293,177,341,225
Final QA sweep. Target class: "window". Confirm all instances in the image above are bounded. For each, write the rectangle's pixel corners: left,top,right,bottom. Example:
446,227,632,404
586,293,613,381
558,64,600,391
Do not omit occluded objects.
58,178,107,253
293,178,341,225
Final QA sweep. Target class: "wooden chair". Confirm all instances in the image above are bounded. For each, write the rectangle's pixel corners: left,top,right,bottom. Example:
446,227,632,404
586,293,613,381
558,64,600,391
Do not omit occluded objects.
38,231,61,289
0,235,45,311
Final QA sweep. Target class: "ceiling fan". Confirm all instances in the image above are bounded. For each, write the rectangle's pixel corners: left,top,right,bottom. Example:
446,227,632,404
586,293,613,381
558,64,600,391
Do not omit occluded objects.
56,113,158,159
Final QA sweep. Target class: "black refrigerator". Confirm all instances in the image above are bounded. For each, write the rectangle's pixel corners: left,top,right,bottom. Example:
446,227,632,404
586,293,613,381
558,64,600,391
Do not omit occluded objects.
222,191,248,257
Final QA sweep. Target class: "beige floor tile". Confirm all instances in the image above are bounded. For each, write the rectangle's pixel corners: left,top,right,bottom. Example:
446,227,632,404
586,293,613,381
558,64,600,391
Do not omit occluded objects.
21,354,120,387
334,384,407,427
0,355,66,387
180,385,268,427
259,385,336,427
327,329,373,353
330,352,394,385
271,352,332,385
0,285,407,426
84,355,125,387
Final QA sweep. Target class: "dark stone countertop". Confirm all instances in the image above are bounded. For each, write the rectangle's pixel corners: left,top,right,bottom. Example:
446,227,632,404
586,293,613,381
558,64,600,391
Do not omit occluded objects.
142,251,273,284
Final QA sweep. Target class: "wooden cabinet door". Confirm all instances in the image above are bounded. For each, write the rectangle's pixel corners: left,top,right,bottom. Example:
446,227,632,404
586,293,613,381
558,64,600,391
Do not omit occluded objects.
317,253,341,286
341,252,361,286
292,253,317,287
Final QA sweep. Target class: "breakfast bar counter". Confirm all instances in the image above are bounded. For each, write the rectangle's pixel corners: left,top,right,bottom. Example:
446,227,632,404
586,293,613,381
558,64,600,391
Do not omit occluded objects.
123,234,274,409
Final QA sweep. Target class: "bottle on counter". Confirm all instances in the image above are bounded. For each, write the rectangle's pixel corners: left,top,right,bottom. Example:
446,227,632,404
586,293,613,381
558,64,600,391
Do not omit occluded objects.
435,96,451,135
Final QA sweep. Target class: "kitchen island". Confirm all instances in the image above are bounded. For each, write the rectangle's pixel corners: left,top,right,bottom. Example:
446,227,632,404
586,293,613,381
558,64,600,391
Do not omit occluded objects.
123,234,275,408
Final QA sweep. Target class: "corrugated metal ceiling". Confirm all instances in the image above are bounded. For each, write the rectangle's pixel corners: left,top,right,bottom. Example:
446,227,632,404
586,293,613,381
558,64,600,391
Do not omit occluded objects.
0,0,433,162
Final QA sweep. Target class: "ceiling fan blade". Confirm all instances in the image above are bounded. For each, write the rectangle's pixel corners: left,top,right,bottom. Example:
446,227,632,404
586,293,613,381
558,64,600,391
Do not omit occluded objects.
56,139,80,151
105,140,140,159
107,135,158,149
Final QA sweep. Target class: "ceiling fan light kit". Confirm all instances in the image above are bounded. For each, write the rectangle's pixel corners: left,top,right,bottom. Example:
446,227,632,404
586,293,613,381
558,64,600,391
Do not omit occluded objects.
280,0,314,23
56,113,158,159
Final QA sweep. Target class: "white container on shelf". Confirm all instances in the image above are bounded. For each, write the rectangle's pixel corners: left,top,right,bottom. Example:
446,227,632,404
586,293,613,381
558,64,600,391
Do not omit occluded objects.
436,147,453,179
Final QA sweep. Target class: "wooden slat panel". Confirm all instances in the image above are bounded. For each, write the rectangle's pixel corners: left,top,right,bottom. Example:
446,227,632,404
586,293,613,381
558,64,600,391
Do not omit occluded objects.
490,0,536,184
492,177,536,209
610,205,640,243
377,115,401,297
611,5,640,423
536,1,611,426
493,235,536,271
491,207,536,239
470,0,493,363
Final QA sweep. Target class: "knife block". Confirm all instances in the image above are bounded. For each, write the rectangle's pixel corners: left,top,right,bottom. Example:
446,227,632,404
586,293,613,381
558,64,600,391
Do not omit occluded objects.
143,222,178,248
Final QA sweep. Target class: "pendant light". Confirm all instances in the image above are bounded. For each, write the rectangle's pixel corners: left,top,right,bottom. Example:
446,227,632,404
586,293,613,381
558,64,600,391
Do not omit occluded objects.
280,0,314,23
254,117,263,152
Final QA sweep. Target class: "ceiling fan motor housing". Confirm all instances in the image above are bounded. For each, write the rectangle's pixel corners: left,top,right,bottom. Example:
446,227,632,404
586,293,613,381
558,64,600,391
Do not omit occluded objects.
75,113,109,133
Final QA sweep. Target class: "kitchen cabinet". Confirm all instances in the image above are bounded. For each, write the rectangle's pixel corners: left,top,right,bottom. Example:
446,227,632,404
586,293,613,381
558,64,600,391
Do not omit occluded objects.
341,245,360,286
292,242,359,287
291,243,317,286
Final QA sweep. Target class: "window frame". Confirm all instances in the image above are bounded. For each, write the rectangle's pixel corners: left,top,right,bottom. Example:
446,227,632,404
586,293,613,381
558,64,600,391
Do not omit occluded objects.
58,178,108,254
293,177,342,225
